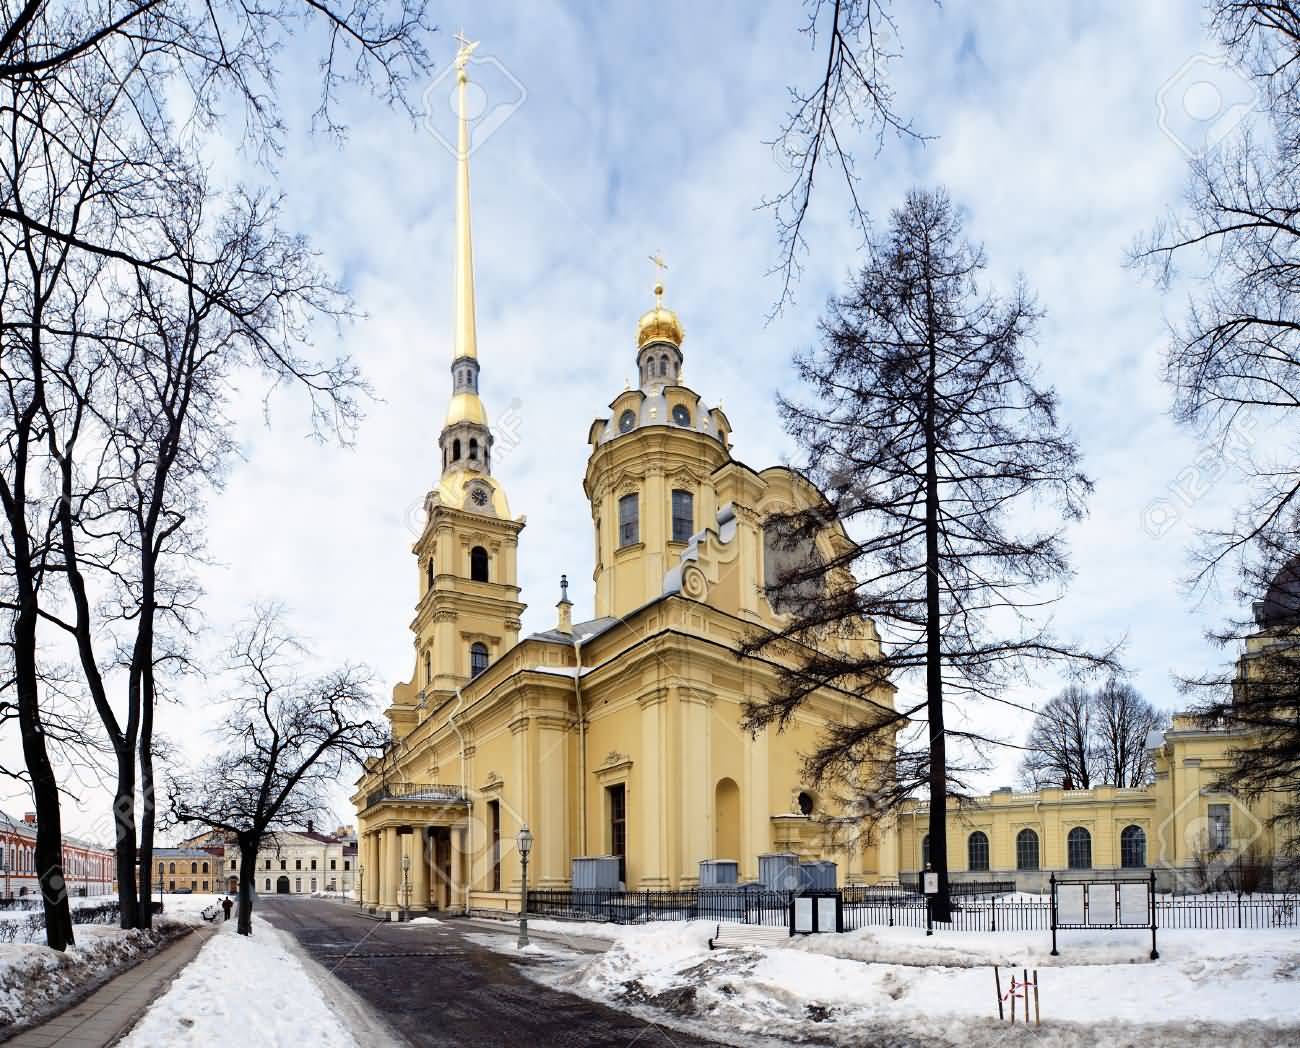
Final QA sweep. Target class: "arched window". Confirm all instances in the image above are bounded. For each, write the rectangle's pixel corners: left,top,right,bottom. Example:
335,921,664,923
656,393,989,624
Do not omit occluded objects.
1016,828,1040,871
425,559,434,590
423,650,431,684
452,438,462,460
469,437,479,460
659,354,669,377
618,493,639,547
157,862,164,874
968,831,990,872
470,546,489,582
1067,827,1092,869
169,862,175,873
619,409,636,433
265,879,271,892
190,862,197,874
1120,825,1146,868
470,642,489,678
202,862,209,873
797,791,815,816
671,489,694,542
921,834,930,869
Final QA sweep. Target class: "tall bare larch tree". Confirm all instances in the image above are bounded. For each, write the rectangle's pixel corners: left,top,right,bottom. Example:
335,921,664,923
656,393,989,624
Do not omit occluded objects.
746,188,1115,920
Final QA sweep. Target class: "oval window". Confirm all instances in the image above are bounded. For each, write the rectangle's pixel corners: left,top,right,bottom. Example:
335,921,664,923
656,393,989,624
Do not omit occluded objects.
672,404,691,427
618,409,636,433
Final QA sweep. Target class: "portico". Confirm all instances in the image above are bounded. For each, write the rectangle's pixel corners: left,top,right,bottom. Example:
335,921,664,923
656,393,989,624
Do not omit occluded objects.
357,785,470,917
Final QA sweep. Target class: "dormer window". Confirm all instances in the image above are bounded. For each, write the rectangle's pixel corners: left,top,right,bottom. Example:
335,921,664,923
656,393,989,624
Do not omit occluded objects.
619,409,636,433
671,404,691,427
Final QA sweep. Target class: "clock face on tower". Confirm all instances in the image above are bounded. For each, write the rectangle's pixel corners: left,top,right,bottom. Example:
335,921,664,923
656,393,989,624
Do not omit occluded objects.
470,487,490,508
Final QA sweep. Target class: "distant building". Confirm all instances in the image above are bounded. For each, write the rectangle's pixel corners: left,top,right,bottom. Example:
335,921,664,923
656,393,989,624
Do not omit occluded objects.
149,847,222,894
173,822,356,896
0,811,114,898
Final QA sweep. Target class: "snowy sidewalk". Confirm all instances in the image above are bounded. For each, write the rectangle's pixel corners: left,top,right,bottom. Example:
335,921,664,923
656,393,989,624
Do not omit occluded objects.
118,915,372,1047
5,926,213,1048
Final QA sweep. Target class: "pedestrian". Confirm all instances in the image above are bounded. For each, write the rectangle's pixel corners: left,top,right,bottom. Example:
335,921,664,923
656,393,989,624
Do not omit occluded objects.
221,896,233,921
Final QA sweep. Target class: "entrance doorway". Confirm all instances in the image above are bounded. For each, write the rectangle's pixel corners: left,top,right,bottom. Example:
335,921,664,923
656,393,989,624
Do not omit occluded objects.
276,876,290,894
227,877,237,893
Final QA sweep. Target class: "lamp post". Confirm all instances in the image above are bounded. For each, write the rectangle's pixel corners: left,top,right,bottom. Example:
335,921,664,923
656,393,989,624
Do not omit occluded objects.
358,864,365,910
400,853,411,919
516,824,534,949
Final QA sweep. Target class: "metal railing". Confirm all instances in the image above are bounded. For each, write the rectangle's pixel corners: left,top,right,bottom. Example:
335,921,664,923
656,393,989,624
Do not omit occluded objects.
363,783,469,809
528,885,1300,934
527,887,794,927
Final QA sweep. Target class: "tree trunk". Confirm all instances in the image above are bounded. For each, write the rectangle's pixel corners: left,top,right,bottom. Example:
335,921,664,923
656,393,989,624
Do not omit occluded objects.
237,840,257,936
923,271,952,923
136,727,156,930
113,753,140,929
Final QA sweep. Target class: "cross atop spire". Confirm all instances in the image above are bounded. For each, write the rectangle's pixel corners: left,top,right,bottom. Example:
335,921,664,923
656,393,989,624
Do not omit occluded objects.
454,30,479,73
649,251,668,306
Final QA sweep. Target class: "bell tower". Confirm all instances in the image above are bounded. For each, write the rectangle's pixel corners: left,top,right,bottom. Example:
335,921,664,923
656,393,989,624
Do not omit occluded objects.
389,33,525,738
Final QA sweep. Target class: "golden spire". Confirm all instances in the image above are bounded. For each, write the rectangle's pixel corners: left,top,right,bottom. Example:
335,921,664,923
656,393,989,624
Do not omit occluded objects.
453,31,479,361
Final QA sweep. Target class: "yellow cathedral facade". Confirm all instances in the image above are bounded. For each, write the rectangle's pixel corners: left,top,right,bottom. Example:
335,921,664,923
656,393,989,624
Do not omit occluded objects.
350,39,895,915
351,39,1293,917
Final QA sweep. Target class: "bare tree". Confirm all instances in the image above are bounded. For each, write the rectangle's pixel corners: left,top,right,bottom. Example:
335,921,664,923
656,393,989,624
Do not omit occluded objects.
1018,680,1164,790
168,607,386,935
1017,685,1098,791
1131,1,1300,581
0,0,430,942
764,0,928,314
1093,679,1164,788
744,188,1115,920
1133,2,1300,876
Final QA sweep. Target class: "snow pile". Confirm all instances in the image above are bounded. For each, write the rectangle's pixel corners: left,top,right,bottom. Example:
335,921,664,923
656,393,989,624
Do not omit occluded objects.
0,925,171,1030
121,917,358,1047
542,921,1300,1046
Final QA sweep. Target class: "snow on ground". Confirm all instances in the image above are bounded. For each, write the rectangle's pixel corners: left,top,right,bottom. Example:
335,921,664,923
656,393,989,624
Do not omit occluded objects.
0,924,173,1029
121,915,358,1047
523,920,1300,1047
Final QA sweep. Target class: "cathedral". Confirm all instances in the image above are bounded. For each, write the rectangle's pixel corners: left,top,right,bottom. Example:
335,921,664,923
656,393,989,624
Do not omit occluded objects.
351,41,1290,916
350,40,894,914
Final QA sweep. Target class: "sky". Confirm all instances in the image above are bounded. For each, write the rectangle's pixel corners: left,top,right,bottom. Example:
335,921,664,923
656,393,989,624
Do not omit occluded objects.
9,1,1271,841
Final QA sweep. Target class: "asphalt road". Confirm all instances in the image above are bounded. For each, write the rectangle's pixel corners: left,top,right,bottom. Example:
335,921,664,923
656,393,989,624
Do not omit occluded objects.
259,896,728,1048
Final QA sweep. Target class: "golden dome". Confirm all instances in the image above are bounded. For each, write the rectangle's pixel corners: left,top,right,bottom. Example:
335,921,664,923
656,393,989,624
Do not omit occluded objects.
445,391,488,427
637,281,684,348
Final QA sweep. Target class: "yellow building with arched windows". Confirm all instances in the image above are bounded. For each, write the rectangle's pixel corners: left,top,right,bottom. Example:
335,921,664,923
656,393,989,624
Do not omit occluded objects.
350,41,896,916
352,40,1295,916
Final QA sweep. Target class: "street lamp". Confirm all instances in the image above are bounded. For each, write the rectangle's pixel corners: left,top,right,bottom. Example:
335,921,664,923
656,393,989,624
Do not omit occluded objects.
516,824,534,949
400,853,411,918
357,864,365,910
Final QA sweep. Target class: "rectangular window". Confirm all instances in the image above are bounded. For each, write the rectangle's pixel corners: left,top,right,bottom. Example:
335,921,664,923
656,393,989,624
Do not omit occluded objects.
608,783,627,885
1208,804,1231,850
671,489,694,543
618,492,639,547
330,859,336,870
310,859,317,870
295,859,301,870
488,800,501,893
202,881,208,891
344,860,350,871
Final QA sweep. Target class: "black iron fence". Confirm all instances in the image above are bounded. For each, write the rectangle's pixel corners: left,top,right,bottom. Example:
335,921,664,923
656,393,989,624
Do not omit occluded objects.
527,885,1300,933
527,888,793,927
